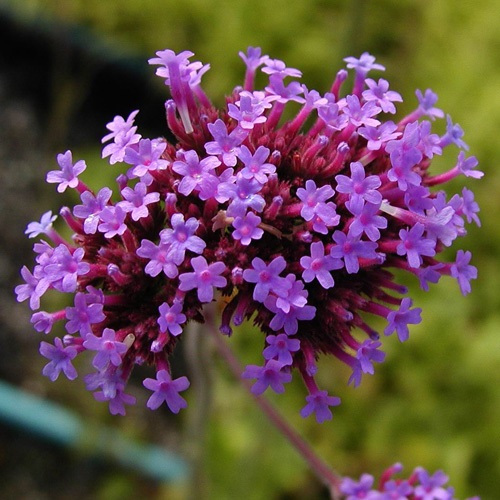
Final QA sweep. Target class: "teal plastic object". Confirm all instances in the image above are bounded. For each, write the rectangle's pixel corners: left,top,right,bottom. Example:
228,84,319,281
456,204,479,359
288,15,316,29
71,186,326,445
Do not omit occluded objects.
0,379,189,482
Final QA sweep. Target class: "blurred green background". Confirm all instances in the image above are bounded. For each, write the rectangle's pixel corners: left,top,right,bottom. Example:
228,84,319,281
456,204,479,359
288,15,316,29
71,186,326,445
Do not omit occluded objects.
1,0,499,498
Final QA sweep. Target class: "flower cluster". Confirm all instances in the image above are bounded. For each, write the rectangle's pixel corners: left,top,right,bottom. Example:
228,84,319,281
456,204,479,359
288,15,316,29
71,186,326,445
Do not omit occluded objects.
16,48,481,420
340,463,479,500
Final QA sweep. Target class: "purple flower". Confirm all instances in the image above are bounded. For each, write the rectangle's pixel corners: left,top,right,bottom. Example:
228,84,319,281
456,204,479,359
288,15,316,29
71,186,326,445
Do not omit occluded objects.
335,161,382,212
31,310,62,334
358,121,401,151
456,151,483,179
379,479,413,499
340,473,376,499
123,138,169,181
39,337,78,381
172,149,221,198
178,256,227,302
157,301,186,336
459,187,481,226
239,46,268,73
344,52,385,74
65,291,105,336
300,389,341,423
205,119,248,166
330,230,379,274
348,340,386,387
43,245,90,293
243,256,291,302
274,275,308,313
362,78,402,114
397,223,436,268
46,150,86,193
262,58,301,78
231,212,264,245
148,49,199,133
228,93,268,129
418,120,442,158
296,180,339,232
450,249,477,296
83,328,128,370
118,182,160,221
347,200,388,242
101,109,139,143
440,115,468,150
242,359,292,395
342,95,381,128
264,290,316,336
143,369,190,412
94,381,136,416
136,238,178,278
413,467,451,500
263,334,301,366
237,145,276,184
386,121,424,190
415,89,444,120
160,213,206,265
265,74,304,104
300,241,343,289
25,211,57,239
98,205,128,238
15,266,44,310
73,188,112,234
218,176,266,218
384,298,422,342
102,114,141,164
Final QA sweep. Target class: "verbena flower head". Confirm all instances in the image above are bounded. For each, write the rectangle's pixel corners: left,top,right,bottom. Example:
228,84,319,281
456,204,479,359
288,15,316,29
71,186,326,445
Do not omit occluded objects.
16,47,481,420
340,463,479,500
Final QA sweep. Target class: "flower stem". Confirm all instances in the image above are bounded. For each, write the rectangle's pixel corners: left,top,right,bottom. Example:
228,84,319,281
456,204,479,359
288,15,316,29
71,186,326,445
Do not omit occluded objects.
204,308,342,499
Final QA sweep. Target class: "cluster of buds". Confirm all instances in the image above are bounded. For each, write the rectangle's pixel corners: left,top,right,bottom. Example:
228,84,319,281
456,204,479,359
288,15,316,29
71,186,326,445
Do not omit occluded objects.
16,47,481,422
340,463,479,500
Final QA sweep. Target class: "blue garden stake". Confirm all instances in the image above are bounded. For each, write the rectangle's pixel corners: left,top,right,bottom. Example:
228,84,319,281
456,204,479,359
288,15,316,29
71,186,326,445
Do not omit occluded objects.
0,379,189,483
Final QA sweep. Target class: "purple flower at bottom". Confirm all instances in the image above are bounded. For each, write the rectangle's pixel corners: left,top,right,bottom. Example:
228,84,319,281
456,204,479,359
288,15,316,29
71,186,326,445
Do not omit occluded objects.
384,298,422,342
300,390,341,423
39,337,78,381
94,381,136,416
143,369,190,412
242,359,292,395
83,328,128,370
348,340,386,387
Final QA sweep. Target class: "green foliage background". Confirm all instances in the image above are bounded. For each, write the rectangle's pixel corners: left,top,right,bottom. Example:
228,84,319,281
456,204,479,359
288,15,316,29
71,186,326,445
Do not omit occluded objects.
4,0,500,498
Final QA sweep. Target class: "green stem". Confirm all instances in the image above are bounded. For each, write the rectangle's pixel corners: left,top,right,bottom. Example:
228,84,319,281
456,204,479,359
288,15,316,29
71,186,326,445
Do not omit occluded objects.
204,309,343,499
